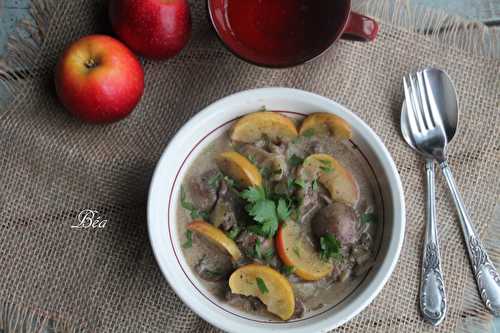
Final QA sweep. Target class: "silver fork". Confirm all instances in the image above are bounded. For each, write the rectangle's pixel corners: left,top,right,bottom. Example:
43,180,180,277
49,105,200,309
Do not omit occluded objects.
403,73,446,325
404,70,500,316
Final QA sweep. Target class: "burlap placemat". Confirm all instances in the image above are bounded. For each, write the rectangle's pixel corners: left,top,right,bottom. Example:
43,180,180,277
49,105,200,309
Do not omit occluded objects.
0,0,499,332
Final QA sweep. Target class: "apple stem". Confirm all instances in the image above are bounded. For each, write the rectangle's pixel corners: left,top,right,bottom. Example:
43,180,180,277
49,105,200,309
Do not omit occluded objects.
84,58,99,69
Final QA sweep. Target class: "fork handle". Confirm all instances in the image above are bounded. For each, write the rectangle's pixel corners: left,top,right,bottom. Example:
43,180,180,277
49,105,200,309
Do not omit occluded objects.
440,161,500,315
420,160,447,325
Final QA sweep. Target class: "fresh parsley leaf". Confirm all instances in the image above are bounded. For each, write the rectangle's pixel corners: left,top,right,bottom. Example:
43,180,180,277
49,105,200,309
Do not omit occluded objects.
293,246,301,258
318,159,332,166
226,226,240,240
207,172,223,189
248,200,277,224
203,268,224,279
254,239,262,259
260,216,279,237
302,128,315,138
319,234,342,261
256,277,269,294
320,166,334,173
318,159,334,173
240,186,266,203
180,186,209,220
247,154,257,165
247,224,268,237
361,213,377,224
288,154,303,167
287,178,296,192
282,265,296,276
183,230,193,248
262,247,274,261
312,178,319,192
294,179,306,188
223,176,236,189
277,198,291,221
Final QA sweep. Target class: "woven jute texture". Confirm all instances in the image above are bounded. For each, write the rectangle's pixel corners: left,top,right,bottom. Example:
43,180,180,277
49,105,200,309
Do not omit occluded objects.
0,0,499,332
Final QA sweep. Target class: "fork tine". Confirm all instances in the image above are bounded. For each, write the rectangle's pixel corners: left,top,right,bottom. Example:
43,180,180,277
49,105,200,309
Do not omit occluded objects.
422,70,444,129
416,71,434,128
409,73,428,131
403,76,420,135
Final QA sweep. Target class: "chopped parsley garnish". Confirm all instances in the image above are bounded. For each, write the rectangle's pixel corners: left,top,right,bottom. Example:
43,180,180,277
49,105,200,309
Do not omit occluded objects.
287,178,296,192
282,265,296,276
293,246,301,258
288,154,303,167
240,186,266,202
312,178,319,192
318,159,334,173
207,172,223,189
240,186,279,237
254,239,262,259
256,277,269,294
182,230,193,248
277,198,291,222
302,128,315,138
262,247,275,261
294,179,306,188
247,155,257,165
319,234,342,261
204,268,224,279
361,213,377,224
258,105,267,112
223,176,237,189
226,226,240,240
180,186,209,220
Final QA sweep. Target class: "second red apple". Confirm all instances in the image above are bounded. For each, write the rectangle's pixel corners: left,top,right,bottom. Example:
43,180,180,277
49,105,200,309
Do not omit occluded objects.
109,0,191,60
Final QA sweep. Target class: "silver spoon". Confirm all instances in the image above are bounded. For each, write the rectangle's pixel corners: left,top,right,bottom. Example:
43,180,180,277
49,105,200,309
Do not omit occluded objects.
403,67,500,316
402,96,447,324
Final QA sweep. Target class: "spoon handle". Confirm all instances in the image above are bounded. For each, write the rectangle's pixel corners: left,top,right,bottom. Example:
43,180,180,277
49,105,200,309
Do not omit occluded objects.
420,160,447,325
440,161,500,315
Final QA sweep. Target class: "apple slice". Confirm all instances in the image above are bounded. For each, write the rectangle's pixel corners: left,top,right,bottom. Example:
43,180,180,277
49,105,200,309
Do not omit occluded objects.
276,223,333,281
302,154,359,206
229,264,295,320
187,220,242,261
299,112,352,141
216,151,262,187
230,112,298,143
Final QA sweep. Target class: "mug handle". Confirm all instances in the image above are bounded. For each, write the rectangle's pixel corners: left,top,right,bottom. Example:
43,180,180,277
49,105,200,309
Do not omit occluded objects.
341,11,379,41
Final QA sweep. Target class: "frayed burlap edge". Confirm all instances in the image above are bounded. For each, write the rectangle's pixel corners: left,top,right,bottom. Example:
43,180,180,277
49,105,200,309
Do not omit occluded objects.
0,0,56,106
1,300,83,333
0,0,498,332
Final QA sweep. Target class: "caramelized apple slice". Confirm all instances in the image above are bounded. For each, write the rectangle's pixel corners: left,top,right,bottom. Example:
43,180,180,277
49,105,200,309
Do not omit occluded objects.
302,154,359,206
187,220,242,261
216,151,262,187
276,222,333,281
230,112,298,143
229,264,295,320
300,112,352,141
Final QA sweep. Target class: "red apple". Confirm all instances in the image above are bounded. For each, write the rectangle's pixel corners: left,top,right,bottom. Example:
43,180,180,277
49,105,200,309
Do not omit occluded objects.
55,35,144,123
109,0,191,60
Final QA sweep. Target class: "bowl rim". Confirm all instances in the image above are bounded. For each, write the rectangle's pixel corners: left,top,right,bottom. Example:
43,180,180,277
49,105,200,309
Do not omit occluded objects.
147,87,405,333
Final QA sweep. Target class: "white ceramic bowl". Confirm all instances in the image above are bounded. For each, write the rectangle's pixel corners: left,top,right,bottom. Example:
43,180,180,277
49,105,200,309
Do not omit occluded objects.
148,88,405,333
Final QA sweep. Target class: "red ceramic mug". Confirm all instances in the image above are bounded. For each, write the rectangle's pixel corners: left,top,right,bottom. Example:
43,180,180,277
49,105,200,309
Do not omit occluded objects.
207,0,378,68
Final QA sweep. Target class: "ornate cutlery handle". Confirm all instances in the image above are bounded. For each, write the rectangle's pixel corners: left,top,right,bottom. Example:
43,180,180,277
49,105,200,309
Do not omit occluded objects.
441,161,500,315
420,160,446,325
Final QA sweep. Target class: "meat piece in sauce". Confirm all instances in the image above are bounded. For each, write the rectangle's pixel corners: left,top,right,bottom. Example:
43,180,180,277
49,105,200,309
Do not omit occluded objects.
312,203,360,246
238,144,287,181
236,231,274,261
225,290,266,312
188,169,219,212
195,255,233,282
210,179,246,231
